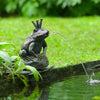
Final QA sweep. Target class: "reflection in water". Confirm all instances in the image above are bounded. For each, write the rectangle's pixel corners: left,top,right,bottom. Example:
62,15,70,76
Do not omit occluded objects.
86,72,100,84
0,72,100,100
39,88,49,100
49,72,100,100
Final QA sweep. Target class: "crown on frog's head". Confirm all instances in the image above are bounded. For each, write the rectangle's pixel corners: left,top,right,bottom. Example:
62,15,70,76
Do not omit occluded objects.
32,19,43,29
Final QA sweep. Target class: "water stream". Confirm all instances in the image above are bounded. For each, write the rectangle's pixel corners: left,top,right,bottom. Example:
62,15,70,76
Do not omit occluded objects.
51,31,90,80
51,32,100,85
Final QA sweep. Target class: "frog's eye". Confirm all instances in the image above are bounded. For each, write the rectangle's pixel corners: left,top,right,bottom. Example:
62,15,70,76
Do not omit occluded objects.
34,28,38,32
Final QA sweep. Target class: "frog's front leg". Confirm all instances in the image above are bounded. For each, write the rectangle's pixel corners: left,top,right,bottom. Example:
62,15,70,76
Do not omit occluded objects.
43,47,47,55
28,42,37,57
42,40,47,55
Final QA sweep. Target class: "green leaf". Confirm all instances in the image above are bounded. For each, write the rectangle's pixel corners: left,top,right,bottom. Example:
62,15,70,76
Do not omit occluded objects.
14,60,25,74
6,1,17,13
57,0,64,6
5,65,15,82
57,0,82,8
92,0,100,3
19,0,26,7
25,65,42,81
40,0,47,4
2,61,15,82
0,68,3,76
22,1,39,17
0,50,12,66
10,56,18,61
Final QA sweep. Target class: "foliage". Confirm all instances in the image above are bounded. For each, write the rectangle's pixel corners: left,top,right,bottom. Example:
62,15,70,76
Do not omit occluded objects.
0,50,17,81
1,0,100,17
25,65,43,81
0,42,42,83
0,42,17,81
92,96,100,100
57,0,82,8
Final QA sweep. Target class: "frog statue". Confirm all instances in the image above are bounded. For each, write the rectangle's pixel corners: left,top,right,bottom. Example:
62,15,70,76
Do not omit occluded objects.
19,19,50,71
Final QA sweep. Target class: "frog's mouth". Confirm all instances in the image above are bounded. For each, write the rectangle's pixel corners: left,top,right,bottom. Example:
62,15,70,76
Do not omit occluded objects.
36,31,49,39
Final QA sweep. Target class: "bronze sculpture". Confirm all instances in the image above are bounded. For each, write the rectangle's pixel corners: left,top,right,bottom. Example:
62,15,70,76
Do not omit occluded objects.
19,19,50,71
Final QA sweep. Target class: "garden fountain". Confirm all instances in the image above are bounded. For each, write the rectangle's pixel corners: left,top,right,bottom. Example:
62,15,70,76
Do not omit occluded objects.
1,19,100,100
19,19,51,71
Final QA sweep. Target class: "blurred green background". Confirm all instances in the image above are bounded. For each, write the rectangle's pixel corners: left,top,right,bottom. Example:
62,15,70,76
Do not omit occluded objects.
1,0,100,17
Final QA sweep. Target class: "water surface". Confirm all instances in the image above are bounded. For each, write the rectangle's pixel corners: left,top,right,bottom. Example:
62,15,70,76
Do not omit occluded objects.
1,72,100,100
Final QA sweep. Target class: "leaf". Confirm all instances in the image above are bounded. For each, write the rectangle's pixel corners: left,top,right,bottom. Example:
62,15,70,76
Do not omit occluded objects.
40,0,47,4
6,1,17,13
14,60,25,74
59,0,82,8
92,0,100,3
10,56,18,61
0,50,12,66
25,65,42,81
2,63,15,82
22,1,39,17
0,68,3,76
57,0,64,5
19,0,26,7
0,50,15,82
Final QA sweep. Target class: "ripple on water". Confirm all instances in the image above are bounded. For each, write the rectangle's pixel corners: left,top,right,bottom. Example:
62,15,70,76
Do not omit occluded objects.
49,73,100,100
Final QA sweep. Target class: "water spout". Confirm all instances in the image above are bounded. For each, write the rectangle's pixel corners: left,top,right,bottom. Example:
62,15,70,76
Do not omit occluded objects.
86,72,100,85
51,31,90,80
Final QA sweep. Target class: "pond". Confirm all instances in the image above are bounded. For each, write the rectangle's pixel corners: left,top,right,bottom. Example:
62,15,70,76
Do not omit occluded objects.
0,71,100,100
49,73,100,100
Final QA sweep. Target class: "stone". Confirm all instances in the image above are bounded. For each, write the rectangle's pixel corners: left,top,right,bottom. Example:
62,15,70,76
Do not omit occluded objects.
19,19,49,71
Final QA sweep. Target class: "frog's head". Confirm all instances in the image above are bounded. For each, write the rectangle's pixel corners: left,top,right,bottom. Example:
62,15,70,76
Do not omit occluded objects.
32,19,49,40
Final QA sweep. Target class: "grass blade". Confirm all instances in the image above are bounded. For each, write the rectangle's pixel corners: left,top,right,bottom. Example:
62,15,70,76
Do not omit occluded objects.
0,42,12,49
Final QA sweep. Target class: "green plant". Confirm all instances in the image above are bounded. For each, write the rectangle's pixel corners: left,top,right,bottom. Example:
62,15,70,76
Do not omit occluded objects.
0,42,17,81
0,42,42,83
92,96,100,100
57,0,81,8
1,0,100,17
14,60,42,82
0,50,18,81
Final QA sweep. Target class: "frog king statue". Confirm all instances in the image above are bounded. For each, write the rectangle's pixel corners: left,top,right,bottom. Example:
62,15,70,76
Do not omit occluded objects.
19,19,50,71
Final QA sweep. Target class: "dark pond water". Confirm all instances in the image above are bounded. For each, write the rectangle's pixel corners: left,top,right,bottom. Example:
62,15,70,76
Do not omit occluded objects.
0,72,100,100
